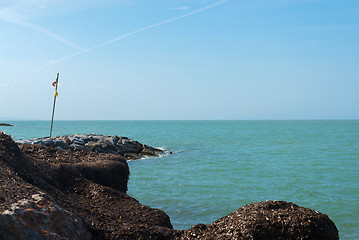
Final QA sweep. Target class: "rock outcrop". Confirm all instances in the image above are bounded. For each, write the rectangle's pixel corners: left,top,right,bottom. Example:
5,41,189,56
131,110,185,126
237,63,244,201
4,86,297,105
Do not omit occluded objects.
0,132,173,239
0,123,13,126
1,132,339,240
0,192,91,240
16,134,163,160
177,200,339,240
0,132,91,239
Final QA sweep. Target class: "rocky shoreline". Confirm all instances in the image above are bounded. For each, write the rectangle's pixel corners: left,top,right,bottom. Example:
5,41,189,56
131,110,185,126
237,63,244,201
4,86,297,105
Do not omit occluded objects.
1,132,339,239
16,134,164,160
0,123,13,126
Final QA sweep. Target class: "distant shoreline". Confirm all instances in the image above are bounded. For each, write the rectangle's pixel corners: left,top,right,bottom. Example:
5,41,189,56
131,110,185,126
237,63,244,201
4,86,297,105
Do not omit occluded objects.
0,123,13,126
2,119,359,122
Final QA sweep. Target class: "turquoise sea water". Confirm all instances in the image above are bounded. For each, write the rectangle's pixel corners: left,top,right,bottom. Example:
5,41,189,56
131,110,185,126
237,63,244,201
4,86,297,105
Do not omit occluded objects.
1,120,358,239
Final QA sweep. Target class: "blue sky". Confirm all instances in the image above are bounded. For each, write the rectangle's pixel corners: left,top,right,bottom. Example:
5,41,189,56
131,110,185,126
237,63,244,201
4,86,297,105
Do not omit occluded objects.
0,0,358,120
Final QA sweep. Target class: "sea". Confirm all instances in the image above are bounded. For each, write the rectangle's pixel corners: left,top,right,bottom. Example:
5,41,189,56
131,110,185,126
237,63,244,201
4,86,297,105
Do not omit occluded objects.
1,120,358,239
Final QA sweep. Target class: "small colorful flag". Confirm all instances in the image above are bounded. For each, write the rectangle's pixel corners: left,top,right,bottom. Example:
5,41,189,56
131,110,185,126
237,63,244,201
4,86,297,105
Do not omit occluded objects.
52,74,59,87
50,73,60,138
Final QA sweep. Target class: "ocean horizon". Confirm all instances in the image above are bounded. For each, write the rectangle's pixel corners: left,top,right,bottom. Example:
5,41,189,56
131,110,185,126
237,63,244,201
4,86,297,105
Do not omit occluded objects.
1,120,358,239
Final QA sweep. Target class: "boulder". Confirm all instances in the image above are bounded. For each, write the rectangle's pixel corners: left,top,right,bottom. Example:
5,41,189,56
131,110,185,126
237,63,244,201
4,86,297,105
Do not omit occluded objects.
0,132,91,240
35,138,54,146
178,200,339,240
142,144,163,156
0,192,91,240
53,138,69,149
69,143,90,152
72,137,86,146
67,134,92,144
19,142,130,193
117,137,143,154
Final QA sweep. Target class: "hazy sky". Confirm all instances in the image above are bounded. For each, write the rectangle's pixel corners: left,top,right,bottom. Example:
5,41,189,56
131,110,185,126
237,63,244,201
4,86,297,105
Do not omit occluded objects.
1,0,358,120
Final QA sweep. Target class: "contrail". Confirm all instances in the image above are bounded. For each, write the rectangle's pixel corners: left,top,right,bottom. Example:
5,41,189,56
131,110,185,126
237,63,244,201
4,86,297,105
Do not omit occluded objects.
0,5,84,51
14,20,86,52
0,11,85,52
41,0,228,67
87,0,227,52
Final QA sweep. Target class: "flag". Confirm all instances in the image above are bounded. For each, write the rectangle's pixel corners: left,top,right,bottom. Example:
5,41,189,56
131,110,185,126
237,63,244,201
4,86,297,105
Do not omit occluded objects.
52,74,59,96
50,73,59,138
52,75,58,87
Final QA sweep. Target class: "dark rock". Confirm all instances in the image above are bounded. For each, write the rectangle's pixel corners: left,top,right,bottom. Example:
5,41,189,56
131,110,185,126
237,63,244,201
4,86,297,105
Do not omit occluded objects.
85,141,103,152
72,137,86,146
100,140,121,153
107,135,120,145
36,138,54,146
85,141,119,155
177,200,339,240
0,123,13,126
19,143,129,193
142,144,163,156
124,152,142,160
69,143,90,152
53,138,69,149
69,134,92,142
117,138,143,154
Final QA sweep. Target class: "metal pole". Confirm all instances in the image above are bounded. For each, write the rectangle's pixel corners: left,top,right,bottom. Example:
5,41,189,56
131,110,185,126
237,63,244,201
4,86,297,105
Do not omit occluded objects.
50,73,59,138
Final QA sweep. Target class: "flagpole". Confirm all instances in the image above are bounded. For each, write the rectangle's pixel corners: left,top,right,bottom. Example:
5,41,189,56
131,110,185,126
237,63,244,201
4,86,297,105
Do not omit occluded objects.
50,73,59,138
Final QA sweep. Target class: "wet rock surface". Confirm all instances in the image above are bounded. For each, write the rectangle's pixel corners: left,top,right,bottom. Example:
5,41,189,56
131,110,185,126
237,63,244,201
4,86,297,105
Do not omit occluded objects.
1,132,339,240
16,134,164,160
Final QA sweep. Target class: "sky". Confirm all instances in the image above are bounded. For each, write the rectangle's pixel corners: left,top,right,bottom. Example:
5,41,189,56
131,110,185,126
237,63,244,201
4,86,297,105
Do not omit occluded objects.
0,0,358,120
